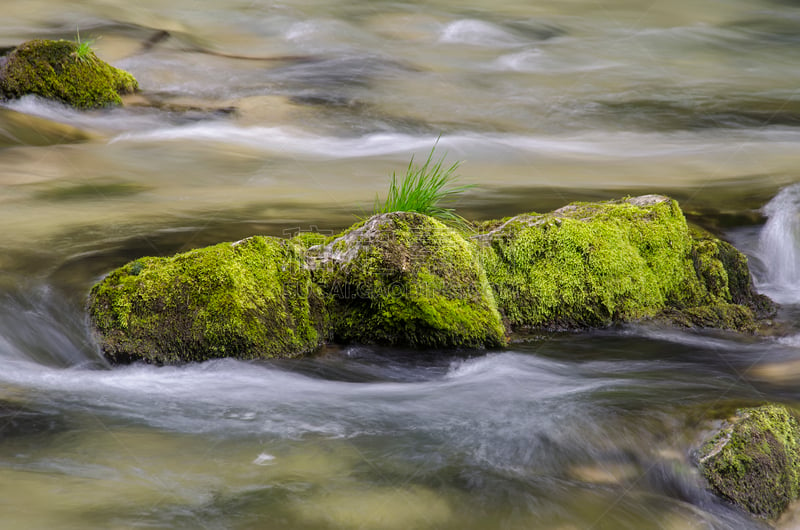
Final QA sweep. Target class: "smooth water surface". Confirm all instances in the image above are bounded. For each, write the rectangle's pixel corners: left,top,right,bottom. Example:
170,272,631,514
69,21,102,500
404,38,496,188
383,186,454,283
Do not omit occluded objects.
2,0,800,527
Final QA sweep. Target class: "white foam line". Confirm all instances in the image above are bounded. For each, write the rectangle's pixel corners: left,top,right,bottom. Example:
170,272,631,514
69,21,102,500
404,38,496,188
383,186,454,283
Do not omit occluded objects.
111,126,435,157
109,125,800,160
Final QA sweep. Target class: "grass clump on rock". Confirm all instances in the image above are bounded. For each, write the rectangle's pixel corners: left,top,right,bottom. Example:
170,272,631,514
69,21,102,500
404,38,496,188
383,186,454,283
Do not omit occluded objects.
0,39,137,109
88,236,328,364
71,29,96,64
698,404,800,519
373,145,472,227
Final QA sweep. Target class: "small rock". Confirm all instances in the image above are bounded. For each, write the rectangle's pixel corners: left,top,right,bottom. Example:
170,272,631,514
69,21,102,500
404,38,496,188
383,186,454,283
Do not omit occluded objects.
697,404,800,520
0,39,138,109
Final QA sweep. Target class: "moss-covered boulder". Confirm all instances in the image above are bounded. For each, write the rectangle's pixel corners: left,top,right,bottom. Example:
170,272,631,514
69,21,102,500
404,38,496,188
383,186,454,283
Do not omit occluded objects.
477,195,773,331
308,212,507,349
88,236,328,364
0,39,137,109
698,404,800,519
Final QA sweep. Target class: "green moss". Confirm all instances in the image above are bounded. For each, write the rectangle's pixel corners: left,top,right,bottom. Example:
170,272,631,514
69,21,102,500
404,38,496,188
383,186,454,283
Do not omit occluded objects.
654,228,774,332
0,39,138,109
291,231,332,249
686,228,775,323
666,303,756,331
478,195,772,332
479,196,697,329
698,404,800,519
310,212,506,349
88,236,328,364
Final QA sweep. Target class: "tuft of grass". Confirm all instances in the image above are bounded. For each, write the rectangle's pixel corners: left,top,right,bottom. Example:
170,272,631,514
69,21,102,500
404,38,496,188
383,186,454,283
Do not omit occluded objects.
374,143,474,227
72,27,96,64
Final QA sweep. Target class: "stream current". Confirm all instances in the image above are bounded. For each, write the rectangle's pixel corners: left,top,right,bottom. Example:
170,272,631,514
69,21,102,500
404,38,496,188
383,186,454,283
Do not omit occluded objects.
2,0,800,527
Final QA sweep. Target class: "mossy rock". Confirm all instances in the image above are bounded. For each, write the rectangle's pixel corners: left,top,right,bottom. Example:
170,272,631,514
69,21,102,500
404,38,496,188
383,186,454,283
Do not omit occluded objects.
478,195,773,332
88,236,328,364
308,212,507,349
698,404,800,519
0,39,137,109
479,195,694,329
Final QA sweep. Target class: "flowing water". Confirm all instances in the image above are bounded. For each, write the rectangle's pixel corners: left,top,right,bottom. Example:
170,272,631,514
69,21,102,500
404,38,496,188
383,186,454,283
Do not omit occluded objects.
2,0,800,527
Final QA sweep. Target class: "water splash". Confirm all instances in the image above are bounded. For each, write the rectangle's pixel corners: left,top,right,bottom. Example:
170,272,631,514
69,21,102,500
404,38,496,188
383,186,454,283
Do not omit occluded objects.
757,183,800,304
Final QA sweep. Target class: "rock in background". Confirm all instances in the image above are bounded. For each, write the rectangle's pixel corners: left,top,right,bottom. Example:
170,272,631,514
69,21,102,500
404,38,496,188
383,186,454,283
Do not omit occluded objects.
0,39,137,109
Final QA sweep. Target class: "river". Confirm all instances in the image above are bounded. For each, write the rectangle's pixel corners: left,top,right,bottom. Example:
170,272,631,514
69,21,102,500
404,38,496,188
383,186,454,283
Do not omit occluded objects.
1,0,800,527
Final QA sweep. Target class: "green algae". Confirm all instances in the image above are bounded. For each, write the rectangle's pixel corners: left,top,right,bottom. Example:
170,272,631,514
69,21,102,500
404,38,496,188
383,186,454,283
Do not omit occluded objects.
478,195,772,332
698,404,800,519
309,212,507,349
0,39,137,109
88,236,328,364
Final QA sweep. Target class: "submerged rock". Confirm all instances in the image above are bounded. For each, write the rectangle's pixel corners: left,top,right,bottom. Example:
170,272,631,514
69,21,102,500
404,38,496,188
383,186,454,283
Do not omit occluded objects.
293,485,453,529
308,212,506,349
698,404,800,519
0,39,138,109
88,236,328,364
0,107,94,146
478,195,772,332
0,400,65,438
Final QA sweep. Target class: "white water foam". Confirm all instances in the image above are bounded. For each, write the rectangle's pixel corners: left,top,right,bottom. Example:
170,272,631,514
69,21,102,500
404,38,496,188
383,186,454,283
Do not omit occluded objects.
110,125,800,161
252,452,276,465
283,19,368,52
777,334,800,348
439,20,524,47
5,95,175,133
493,48,618,73
756,183,800,304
